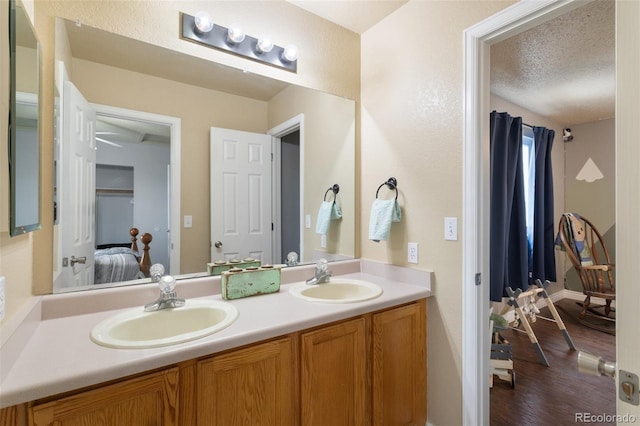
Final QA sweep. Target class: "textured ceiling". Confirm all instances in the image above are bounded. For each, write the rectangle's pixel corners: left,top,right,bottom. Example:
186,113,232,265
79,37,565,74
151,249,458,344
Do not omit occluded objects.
490,0,615,126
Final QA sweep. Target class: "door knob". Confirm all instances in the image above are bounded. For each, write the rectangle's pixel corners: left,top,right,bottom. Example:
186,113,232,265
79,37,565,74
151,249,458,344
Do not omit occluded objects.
578,351,616,378
70,256,87,266
214,241,223,248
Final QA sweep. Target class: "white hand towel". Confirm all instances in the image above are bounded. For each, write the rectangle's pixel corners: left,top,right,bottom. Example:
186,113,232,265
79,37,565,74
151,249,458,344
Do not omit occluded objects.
331,201,343,220
369,199,401,242
316,201,343,235
315,201,333,235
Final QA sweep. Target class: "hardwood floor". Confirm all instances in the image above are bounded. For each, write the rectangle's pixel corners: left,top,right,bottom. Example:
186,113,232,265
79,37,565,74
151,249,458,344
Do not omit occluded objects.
490,298,616,426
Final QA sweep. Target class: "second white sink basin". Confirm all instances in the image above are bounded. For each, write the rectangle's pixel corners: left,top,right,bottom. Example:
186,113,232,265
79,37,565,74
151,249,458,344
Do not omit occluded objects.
289,278,383,303
90,299,238,349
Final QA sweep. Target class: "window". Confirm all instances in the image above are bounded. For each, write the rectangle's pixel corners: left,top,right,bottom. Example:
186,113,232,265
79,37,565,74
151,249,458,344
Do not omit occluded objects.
522,125,535,269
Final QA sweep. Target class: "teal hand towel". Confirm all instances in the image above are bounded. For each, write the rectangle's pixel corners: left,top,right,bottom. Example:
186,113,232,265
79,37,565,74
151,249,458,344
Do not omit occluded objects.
331,201,343,220
316,201,343,235
369,199,401,242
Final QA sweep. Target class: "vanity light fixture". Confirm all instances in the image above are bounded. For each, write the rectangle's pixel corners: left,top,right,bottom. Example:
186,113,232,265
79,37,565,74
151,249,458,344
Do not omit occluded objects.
194,11,214,34
226,23,245,44
181,12,298,72
256,36,274,54
282,44,299,62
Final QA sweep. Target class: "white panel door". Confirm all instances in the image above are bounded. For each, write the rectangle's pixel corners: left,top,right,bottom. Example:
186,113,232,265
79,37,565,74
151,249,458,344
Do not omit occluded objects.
60,81,96,287
211,127,272,263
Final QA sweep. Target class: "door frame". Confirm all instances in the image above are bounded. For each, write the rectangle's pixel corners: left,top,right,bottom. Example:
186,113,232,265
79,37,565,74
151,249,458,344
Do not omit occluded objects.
462,0,595,423
268,114,305,263
92,103,181,276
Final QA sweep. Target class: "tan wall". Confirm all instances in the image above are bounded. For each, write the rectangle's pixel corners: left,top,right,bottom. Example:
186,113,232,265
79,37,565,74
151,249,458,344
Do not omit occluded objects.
0,1,37,326
360,1,514,425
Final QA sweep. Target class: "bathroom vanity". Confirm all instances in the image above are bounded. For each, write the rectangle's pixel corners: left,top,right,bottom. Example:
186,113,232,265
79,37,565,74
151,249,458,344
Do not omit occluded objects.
0,261,430,425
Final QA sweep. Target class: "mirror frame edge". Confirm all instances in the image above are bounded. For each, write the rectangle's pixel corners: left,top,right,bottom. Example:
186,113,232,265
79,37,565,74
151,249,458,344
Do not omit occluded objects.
8,0,41,237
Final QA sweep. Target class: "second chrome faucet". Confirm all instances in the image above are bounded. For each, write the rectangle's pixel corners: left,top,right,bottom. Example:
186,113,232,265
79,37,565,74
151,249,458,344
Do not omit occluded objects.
305,259,332,285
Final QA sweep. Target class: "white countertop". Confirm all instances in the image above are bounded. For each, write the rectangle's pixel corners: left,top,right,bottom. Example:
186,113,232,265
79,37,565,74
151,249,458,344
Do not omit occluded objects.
0,262,431,409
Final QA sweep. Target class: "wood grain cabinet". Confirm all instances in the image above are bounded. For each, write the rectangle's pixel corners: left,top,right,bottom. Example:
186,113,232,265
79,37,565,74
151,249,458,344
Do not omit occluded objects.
194,336,297,426
29,367,179,426
0,299,427,426
299,299,427,426
301,317,369,425
372,300,427,426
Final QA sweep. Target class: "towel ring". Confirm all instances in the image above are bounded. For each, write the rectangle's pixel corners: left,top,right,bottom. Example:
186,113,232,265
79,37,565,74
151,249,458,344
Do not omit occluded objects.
324,184,340,202
375,177,398,200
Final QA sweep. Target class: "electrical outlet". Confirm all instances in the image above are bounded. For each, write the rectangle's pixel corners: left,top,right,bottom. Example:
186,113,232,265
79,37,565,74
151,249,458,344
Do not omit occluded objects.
408,242,419,264
0,276,5,321
445,217,458,241
320,234,327,248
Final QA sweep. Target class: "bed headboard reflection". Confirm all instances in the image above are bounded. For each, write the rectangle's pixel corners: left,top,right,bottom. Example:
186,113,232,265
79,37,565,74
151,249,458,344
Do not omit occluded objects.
94,227,153,284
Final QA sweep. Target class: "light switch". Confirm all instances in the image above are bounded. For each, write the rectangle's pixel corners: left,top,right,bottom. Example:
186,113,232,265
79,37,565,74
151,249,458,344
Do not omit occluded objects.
445,217,458,241
184,215,193,228
305,214,311,229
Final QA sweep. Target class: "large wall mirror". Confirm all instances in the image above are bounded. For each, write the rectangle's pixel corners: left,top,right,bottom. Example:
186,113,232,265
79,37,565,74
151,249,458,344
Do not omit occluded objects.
53,18,355,293
9,0,41,236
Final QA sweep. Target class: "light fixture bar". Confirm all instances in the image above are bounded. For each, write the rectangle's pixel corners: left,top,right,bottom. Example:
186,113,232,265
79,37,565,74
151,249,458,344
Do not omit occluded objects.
181,13,297,73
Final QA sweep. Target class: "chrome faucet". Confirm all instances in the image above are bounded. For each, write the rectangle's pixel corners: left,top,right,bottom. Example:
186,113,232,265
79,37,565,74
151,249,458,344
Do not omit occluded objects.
306,258,332,285
144,267,185,311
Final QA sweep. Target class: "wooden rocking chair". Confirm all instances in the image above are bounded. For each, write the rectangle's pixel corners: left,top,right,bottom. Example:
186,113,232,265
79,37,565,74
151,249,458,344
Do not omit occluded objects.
556,213,615,323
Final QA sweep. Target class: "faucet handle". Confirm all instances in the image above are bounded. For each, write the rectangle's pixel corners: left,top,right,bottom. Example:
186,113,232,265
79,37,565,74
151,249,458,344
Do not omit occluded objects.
150,263,165,282
316,258,328,272
158,275,176,294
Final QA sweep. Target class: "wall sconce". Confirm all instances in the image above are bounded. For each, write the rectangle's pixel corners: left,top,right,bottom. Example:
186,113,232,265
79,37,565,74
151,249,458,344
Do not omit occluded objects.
181,12,298,73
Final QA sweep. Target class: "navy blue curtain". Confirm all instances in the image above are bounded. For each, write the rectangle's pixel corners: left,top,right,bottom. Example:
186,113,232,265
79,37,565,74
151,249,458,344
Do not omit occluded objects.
531,127,556,282
490,111,529,302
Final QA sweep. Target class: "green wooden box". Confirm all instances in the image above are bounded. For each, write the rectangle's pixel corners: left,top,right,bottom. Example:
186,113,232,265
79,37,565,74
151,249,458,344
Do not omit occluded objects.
221,266,281,300
207,258,261,276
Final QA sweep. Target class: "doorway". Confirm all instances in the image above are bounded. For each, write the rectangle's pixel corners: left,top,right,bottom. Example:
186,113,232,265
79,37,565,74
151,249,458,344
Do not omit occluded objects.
93,104,181,277
461,0,637,424
269,114,305,264
279,130,301,264
488,3,615,423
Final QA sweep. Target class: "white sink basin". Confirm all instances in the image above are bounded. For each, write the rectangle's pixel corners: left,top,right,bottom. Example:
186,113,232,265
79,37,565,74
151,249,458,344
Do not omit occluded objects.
90,299,238,349
289,278,383,303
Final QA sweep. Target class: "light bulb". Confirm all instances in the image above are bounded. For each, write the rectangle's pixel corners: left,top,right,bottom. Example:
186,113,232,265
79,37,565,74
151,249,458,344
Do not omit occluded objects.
227,23,245,44
194,11,214,33
256,36,274,54
282,44,298,62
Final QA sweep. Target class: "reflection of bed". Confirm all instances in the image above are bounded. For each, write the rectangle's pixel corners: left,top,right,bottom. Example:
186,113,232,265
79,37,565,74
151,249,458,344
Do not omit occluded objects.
94,228,153,284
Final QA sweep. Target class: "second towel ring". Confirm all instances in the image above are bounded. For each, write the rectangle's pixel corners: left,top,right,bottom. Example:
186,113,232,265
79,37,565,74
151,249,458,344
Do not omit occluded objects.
375,177,398,200
324,184,340,202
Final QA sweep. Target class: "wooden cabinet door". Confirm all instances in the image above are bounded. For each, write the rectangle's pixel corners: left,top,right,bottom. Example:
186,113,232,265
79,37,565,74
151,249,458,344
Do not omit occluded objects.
301,317,368,426
196,337,296,426
30,367,179,426
372,300,427,426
